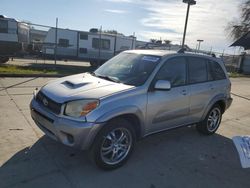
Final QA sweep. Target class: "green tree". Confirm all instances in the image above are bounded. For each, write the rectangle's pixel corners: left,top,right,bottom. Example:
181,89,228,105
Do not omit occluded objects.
227,0,250,40
150,39,157,43
103,30,124,36
164,40,172,45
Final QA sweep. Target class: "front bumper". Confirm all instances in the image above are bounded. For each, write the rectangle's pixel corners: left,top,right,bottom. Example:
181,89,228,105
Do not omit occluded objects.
30,98,103,150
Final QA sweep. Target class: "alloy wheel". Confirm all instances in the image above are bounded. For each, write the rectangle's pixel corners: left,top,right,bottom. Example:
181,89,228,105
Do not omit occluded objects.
100,128,132,165
207,107,221,132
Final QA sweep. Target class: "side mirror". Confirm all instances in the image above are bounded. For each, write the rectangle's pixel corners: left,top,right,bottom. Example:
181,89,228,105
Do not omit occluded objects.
154,80,171,90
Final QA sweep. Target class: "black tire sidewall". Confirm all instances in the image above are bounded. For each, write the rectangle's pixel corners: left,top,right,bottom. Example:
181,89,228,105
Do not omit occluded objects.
90,118,136,170
197,104,222,135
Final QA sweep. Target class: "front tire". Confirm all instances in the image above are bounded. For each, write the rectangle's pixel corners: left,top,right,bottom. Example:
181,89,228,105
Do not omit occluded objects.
89,118,136,170
196,104,222,135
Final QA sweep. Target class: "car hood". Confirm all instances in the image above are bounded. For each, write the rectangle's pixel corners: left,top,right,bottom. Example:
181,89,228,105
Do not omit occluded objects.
41,73,134,103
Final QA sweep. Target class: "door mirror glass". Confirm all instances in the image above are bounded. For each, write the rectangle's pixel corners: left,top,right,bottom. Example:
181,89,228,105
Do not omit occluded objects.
154,80,171,90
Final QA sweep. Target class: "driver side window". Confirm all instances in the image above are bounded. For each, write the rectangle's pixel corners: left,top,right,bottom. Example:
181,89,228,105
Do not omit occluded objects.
155,57,187,87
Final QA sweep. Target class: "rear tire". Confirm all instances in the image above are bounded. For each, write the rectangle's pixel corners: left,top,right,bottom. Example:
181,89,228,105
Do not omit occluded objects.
89,118,136,170
196,104,222,135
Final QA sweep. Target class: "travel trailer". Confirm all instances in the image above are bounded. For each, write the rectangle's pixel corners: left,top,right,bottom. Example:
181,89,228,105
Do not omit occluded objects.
42,28,136,66
0,15,29,63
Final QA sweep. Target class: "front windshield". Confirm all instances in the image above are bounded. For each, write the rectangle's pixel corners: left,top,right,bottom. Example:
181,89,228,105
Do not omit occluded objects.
94,52,161,86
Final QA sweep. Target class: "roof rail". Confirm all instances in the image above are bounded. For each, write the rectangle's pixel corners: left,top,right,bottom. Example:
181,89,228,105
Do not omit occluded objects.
177,48,186,53
184,49,217,58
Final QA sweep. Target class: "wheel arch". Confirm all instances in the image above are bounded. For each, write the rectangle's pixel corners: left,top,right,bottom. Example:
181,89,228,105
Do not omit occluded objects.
87,113,143,152
201,95,226,121
215,100,226,114
107,114,142,140
87,106,145,150
95,106,145,137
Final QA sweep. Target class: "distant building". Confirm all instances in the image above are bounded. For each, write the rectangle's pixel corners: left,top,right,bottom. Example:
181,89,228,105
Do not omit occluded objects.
231,31,250,74
231,31,250,51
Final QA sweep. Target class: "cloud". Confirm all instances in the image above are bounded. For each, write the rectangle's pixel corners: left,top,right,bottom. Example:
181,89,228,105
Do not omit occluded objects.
105,0,133,3
105,0,242,51
105,0,176,4
104,9,127,14
139,0,242,50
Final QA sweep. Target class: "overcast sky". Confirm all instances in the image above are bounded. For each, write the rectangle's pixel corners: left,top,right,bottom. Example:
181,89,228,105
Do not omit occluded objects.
1,0,243,53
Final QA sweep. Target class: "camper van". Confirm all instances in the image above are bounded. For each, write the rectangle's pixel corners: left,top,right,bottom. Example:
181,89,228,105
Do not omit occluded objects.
0,16,29,63
42,28,136,66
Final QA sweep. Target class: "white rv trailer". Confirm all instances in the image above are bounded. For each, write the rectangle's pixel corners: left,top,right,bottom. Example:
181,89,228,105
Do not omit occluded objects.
0,15,29,63
42,28,136,64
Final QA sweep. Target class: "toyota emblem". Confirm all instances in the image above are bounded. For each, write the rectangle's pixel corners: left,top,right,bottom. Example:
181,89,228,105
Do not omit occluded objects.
42,98,49,106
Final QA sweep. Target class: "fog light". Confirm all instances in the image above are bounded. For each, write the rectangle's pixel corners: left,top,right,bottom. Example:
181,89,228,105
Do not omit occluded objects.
67,134,74,144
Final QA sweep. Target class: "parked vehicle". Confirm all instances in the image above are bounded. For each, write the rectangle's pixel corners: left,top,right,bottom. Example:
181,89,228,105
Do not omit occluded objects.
30,50,233,169
0,16,29,63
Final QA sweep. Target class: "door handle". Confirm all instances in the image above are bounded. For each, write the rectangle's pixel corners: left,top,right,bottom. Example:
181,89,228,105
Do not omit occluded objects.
181,90,187,95
209,84,214,90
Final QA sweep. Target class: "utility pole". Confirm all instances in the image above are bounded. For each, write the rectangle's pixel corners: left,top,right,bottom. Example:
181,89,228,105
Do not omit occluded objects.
195,43,198,53
197,39,204,52
54,18,58,65
113,32,117,56
131,32,135,49
222,49,225,59
210,46,213,54
98,25,102,67
181,0,196,49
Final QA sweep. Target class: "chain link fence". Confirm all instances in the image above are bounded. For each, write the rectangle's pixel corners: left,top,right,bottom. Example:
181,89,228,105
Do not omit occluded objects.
0,16,247,74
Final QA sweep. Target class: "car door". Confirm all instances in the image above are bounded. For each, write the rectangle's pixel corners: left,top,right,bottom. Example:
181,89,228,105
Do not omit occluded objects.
146,57,190,133
187,57,213,123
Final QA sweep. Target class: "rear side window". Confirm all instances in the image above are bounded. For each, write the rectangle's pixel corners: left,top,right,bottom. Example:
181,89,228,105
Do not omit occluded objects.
188,57,207,84
58,38,69,47
207,60,226,80
156,57,187,87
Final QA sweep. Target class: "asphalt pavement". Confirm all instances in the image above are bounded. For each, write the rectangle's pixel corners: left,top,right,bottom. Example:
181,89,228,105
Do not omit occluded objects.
0,77,250,188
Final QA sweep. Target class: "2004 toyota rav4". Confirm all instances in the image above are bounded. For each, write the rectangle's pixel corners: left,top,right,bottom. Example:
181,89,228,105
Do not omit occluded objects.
30,50,232,170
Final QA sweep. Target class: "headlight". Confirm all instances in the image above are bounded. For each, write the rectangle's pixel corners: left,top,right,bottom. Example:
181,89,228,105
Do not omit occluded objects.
64,100,99,118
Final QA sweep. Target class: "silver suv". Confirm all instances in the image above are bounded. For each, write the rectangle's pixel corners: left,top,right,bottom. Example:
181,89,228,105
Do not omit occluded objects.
30,50,232,169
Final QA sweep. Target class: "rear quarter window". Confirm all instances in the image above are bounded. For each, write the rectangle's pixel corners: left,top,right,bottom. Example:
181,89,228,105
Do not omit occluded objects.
207,60,226,81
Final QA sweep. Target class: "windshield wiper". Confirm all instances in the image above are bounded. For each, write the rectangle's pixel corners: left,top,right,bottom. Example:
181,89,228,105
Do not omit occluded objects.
92,73,121,83
99,75,121,83
89,72,96,76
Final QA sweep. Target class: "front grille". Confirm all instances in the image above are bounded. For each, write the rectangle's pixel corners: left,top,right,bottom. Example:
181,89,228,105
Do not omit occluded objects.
32,108,54,123
36,91,62,114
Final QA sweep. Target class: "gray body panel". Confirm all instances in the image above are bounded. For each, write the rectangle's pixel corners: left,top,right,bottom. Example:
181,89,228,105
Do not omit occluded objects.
42,73,134,103
147,86,190,133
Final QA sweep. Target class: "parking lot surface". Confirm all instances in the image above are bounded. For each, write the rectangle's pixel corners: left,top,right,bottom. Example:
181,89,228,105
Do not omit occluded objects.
0,77,250,188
